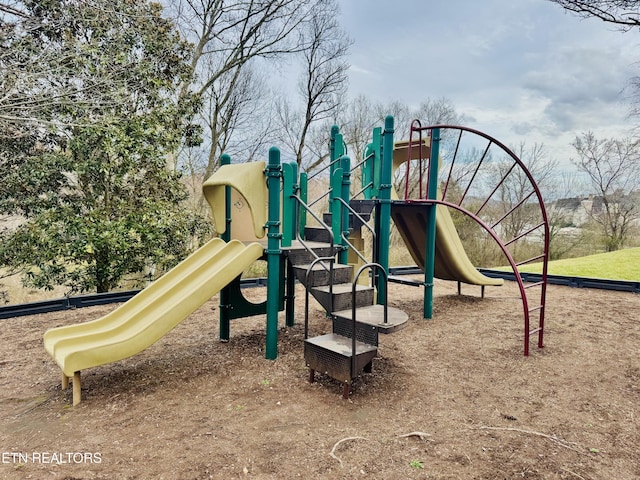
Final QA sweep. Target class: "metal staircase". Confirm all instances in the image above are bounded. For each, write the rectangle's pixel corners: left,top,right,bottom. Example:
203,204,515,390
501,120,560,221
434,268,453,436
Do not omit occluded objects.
296,247,405,398
287,158,407,398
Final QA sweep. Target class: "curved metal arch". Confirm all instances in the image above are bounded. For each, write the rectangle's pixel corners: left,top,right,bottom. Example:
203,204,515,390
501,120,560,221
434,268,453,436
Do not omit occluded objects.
409,123,550,243
424,198,538,355
404,123,549,355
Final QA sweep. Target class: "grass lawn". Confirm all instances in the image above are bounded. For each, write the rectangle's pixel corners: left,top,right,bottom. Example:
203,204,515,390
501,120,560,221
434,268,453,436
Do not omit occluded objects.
512,247,640,281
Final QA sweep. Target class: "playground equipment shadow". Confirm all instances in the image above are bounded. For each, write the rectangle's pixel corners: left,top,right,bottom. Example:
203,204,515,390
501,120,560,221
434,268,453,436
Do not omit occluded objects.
1,279,639,479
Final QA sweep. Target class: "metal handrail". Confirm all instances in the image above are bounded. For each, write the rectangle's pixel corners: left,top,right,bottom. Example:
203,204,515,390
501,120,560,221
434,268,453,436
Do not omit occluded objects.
292,193,336,329
306,156,342,181
307,188,331,209
335,197,376,270
341,236,368,267
336,197,376,240
303,256,336,339
291,193,335,269
350,263,388,374
351,150,375,199
350,155,370,172
350,181,373,200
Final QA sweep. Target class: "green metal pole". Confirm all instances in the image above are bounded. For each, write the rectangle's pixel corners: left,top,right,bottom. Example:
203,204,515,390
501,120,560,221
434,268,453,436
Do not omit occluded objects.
376,116,394,305
371,127,382,198
265,147,282,360
298,172,308,239
331,165,343,251
339,155,351,265
282,161,298,326
424,128,441,319
220,153,232,241
219,153,232,342
329,126,339,204
281,162,297,248
363,144,374,200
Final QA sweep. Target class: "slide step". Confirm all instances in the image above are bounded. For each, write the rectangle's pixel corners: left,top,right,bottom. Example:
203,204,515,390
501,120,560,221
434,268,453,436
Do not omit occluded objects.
293,263,353,288
305,333,377,357
332,305,408,334
304,333,378,393
311,283,374,312
304,226,333,243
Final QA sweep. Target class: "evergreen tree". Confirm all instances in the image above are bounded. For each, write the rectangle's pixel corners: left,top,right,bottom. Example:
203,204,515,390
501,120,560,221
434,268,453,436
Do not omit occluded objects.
0,0,210,294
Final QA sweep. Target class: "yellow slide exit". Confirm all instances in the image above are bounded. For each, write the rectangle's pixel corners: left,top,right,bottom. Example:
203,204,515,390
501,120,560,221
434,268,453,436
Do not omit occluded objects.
44,238,264,404
391,141,503,287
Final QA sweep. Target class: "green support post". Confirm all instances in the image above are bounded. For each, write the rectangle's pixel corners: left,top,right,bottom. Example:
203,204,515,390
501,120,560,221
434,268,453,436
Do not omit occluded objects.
265,147,282,360
281,161,298,327
362,126,381,200
423,128,441,319
363,144,374,200
298,172,308,239
371,127,382,198
329,126,338,204
331,164,343,253
376,116,394,305
329,126,344,205
281,162,297,248
339,155,351,265
219,153,232,342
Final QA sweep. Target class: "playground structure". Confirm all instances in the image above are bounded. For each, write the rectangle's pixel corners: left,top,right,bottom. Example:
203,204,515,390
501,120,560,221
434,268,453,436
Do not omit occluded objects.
43,116,549,404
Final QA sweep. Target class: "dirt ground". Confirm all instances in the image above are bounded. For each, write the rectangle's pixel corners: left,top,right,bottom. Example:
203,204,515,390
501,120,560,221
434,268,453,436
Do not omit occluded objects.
1,277,639,479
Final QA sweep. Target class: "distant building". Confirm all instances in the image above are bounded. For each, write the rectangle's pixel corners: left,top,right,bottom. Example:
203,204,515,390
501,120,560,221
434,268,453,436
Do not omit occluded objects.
551,193,639,228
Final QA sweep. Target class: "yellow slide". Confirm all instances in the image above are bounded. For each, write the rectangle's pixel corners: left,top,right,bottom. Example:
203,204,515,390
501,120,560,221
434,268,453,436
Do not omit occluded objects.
43,238,264,404
391,203,503,286
391,142,503,287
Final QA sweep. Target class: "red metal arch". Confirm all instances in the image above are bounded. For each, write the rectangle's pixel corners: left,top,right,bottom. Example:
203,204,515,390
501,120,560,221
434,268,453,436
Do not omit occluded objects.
404,123,549,355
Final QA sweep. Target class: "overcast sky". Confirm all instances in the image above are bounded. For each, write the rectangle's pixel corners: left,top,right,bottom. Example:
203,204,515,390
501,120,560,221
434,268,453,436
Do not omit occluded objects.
336,0,639,171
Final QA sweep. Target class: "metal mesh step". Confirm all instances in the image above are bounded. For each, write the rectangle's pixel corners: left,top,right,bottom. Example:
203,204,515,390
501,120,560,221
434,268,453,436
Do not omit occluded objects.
293,263,353,288
311,283,374,312
304,333,378,384
332,305,409,334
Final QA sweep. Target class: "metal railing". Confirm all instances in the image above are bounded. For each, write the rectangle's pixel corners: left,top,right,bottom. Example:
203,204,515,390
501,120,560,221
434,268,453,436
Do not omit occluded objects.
350,263,388,374
334,197,376,271
305,156,343,182
303,256,336,340
291,193,335,265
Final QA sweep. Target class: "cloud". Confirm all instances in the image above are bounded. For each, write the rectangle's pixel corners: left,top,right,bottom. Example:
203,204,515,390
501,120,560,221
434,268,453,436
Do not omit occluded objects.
337,0,638,171
520,46,633,134
349,64,373,76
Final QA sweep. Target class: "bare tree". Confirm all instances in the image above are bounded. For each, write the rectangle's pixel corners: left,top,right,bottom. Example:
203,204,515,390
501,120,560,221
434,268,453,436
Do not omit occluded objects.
572,131,640,251
548,0,640,30
178,63,276,210
416,97,464,129
168,0,322,178
201,63,274,171
274,0,351,171
339,95,380,162
495,142,557,238
292,94,378,178
547,1,640,126
375,100,412,140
